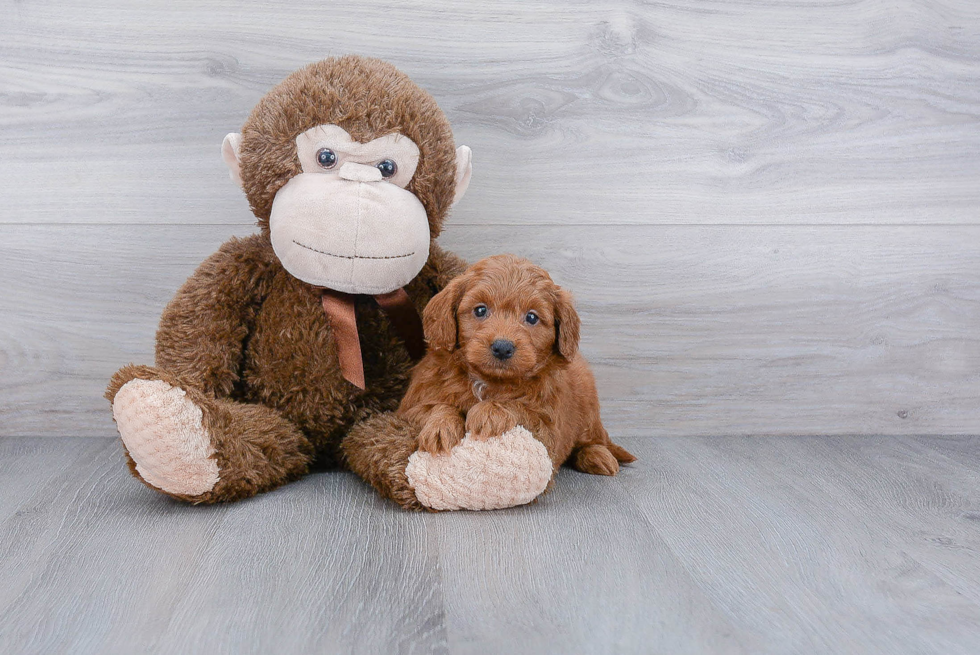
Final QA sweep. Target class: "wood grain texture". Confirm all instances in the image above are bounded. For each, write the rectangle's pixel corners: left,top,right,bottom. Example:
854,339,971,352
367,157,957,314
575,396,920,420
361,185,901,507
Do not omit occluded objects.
0,0,978,225
0,438,446,654
2,0,980,437
2,223,978,438
621,435,980,655
2,435,979,654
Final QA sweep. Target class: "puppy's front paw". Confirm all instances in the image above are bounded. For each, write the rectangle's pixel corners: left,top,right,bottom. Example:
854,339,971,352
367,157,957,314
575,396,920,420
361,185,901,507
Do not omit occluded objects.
465,401,518,441
418,410,465,454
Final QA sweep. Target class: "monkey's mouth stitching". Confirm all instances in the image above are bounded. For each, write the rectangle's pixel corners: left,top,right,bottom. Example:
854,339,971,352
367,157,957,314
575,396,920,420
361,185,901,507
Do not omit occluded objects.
293,240,415,260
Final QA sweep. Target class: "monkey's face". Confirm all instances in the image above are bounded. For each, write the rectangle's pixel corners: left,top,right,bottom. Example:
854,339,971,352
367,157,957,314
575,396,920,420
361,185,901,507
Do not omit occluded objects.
264,124,429,294
222,57,473,295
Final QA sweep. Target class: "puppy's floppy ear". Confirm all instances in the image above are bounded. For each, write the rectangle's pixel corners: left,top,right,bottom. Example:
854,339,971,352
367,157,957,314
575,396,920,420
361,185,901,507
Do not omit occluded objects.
423,272,471,352
553,287,581,360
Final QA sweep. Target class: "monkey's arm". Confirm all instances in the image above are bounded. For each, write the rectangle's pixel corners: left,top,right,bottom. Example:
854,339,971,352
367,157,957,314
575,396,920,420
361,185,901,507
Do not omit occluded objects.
154,234,277,396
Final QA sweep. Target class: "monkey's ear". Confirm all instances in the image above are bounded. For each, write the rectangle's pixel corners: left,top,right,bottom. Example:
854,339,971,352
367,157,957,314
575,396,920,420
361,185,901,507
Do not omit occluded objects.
221,133,244,188
423,272,470,352
554,287,581,360
452,145,472,206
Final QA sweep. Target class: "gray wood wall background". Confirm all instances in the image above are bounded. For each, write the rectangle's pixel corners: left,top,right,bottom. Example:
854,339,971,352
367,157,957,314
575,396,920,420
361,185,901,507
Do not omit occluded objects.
2,0,978,439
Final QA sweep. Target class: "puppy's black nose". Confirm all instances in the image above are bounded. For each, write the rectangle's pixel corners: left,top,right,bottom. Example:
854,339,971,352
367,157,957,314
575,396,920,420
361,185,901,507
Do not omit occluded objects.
491,339,515,360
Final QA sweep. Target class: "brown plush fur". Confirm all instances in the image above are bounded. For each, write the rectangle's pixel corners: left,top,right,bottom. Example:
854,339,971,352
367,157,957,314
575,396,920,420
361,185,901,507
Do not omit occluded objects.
106,56,468,506
106,364,313,503
342,413,426,510
397,255,636,478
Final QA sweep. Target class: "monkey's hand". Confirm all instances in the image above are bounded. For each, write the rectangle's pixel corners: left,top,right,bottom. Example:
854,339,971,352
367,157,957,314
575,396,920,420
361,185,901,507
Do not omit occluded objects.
406,425,553,511
417,404,465,455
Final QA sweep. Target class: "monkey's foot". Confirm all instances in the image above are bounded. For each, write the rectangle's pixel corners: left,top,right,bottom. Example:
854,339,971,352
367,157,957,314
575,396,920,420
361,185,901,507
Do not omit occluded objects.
405,425,552,511
111,379,220,497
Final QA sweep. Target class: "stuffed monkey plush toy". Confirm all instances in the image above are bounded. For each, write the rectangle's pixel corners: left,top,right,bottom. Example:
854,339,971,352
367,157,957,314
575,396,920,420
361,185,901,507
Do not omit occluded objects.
106,56,553,510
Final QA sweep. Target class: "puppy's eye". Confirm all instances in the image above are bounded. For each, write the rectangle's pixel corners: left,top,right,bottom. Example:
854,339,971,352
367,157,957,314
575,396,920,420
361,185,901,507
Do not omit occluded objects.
525,311,539,325
316,148,338,169
473,305,488,318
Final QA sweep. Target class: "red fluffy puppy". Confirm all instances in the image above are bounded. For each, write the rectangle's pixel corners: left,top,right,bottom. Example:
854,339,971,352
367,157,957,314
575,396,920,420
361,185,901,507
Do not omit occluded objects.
397,254,635,477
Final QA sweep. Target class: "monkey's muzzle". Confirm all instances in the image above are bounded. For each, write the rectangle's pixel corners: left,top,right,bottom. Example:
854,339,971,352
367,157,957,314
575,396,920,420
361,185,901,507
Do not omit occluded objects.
269,172,430,294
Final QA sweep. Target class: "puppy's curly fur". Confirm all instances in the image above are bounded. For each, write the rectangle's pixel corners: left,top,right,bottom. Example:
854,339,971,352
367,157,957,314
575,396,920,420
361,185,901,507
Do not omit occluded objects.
397,254,636,477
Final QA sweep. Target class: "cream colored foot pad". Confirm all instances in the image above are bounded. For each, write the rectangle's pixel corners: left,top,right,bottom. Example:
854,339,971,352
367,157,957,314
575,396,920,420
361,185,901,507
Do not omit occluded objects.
112,379,219,496
406,426,552,511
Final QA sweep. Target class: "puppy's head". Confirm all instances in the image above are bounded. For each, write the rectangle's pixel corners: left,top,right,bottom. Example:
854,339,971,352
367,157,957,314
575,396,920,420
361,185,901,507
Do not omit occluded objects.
423,254,580,380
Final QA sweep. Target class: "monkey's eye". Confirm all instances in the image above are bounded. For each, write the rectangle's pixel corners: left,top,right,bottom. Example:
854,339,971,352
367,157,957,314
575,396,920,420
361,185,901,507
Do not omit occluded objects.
525,311,539,325
316,148,338,169
473,305,488,319
376,159,397,178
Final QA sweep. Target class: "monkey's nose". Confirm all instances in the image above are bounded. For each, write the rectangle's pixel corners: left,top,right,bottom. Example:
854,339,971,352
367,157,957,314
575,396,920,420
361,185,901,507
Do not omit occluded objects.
491,339,515,360
338,162,383,183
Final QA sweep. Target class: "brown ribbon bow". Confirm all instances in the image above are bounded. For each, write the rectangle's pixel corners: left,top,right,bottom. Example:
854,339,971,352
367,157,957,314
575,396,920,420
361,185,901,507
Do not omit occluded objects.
320,287,426,389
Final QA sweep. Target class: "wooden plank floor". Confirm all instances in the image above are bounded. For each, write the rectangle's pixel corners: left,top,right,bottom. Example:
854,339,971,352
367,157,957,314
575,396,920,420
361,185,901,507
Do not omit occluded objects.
2,436,979,654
